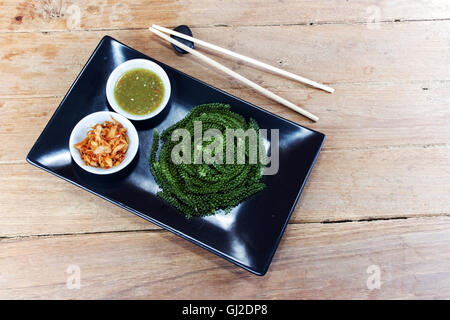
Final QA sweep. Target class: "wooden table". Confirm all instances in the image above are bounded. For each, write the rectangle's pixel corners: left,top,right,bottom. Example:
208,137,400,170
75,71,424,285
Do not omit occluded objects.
1,0,449,299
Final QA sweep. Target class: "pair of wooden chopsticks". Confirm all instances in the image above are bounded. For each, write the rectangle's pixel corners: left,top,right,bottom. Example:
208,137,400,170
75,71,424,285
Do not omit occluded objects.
149,24,334,122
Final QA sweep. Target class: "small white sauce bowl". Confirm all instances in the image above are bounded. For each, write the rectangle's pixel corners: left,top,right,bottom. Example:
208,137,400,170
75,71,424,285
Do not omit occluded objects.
106,59,171,121
69,111,139,175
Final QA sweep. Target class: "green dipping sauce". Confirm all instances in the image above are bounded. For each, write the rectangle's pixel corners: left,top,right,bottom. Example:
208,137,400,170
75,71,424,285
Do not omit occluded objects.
114,68,165,115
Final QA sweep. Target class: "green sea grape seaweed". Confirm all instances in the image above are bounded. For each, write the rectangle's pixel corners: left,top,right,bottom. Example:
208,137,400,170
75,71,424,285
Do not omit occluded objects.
149,103,266,218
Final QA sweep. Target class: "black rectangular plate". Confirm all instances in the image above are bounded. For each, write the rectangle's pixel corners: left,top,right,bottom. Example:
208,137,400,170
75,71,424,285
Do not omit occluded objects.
27,36,325,276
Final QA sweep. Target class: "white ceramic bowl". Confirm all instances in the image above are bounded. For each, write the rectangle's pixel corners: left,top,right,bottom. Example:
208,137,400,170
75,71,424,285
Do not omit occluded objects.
69,111,139,175
106,59,171,121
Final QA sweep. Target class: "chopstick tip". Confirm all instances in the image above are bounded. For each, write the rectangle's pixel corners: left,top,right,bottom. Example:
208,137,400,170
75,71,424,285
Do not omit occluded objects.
324,85,335,93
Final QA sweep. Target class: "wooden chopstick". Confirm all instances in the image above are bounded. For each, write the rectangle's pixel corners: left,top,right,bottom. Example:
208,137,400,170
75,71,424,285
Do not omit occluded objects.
152,24,334,93
149,26,319,122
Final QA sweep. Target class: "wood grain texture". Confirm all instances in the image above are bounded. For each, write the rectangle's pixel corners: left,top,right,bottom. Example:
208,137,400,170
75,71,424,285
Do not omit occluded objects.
2,0,450,299
1,22,450,99
0,22,449,235
1,217,449,299
1,81,449,163
1,144,448,237
0,164,156,238
2,0,449,32
297,146,450,222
